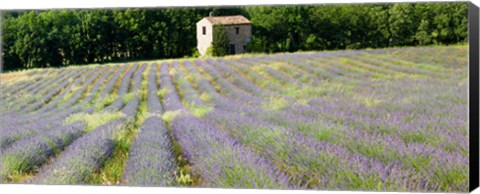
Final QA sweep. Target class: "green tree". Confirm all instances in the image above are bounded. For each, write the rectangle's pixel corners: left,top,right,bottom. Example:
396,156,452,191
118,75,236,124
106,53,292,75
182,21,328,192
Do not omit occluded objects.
388,3,416,46
415,19,432,45
1,3,469,71
2,14,22,70
211,25,229,56
12,11,47,69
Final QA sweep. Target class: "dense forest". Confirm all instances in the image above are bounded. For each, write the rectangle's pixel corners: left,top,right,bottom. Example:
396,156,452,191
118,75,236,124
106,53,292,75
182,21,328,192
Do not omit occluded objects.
1,2,468,71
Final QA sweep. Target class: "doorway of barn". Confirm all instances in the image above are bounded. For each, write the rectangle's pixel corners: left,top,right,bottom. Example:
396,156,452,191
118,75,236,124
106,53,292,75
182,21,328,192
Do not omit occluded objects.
229,44,236,54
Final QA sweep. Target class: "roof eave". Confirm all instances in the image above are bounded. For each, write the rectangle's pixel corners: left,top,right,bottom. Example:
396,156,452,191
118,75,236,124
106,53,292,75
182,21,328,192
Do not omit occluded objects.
213,23,252,26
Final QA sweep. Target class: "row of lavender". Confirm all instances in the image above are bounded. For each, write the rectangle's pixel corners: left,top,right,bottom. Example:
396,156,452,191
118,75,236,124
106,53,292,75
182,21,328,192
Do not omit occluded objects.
220,51,466,191
118,48,467,191
0,46,468,191
0,63,145,183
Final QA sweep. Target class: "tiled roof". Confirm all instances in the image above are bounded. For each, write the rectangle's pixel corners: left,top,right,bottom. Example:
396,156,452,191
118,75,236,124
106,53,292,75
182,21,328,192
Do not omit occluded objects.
204,15,251,25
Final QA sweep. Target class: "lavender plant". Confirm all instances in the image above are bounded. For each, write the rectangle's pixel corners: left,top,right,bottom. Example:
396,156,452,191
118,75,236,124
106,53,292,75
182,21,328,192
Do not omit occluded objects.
0,46,468,192
30,120,125,184
122,116,176,186
0,121,86,181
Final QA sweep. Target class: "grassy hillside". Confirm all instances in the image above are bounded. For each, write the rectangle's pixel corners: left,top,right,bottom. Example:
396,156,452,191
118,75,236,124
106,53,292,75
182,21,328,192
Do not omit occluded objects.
0,45,468,192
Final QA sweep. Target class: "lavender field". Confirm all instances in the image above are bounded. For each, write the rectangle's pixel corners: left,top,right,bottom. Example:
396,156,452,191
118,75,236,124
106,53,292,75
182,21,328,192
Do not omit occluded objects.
0,45,469,192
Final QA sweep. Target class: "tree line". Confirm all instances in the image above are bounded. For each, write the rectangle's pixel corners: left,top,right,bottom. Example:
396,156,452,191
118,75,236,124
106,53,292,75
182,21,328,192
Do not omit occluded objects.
1,2,468,71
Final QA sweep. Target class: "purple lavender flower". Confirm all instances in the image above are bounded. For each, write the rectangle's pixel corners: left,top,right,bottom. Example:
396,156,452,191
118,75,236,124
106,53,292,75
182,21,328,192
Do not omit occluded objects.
122,116,176,186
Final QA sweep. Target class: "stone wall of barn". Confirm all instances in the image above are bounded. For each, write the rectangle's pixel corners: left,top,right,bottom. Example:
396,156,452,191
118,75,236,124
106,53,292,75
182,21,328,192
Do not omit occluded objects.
223,24,252,54
196,19,252,56
196,18,214,56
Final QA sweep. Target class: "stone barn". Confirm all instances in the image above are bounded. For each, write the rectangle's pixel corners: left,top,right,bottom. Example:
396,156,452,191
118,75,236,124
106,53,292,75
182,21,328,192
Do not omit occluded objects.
196,15,252,56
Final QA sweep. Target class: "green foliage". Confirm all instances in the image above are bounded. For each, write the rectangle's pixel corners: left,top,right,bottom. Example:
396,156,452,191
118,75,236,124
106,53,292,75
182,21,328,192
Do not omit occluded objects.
205,46,214,57
95,94,118,110
431,166,468,191
64,111,125,132
185,102,213,118
261,96,289,110
122,92,139,104
245,3,467,52
199,93,212,102
157,88,170,98
401,130,428,144
211,25,230,57
2,2,468,71
175,170,193,185
191,48,201,58
296,122,340,142
356,96,384,107
2,8,213,71
415,19,432,45
161,110,183,123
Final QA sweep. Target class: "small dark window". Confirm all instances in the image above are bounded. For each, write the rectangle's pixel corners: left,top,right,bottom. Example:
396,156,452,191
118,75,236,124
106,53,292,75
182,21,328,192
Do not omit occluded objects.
202,26,206,35
235,27,240,35
243,45,247,51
